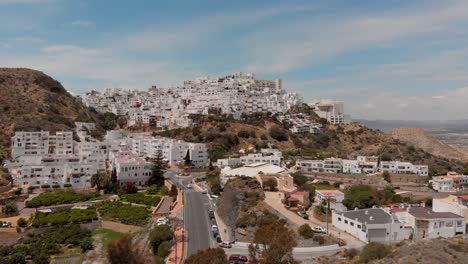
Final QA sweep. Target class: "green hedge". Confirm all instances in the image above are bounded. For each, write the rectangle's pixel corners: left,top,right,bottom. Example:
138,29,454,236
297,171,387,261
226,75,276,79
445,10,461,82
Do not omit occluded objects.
32,207,98,227
120,192,161,206
97,201,150,226
26,190,100,208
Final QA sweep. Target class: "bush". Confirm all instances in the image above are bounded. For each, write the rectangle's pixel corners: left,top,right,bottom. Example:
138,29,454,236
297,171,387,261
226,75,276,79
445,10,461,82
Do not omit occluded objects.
150,225,174,254
98,201,150,226
160,186,169,195
17,217,28,228
1,202,18,214
298,224,314,239
40,184,50,189
120,192,161,206
64,184,72,188
157,241,170,258
185,248,228,264
343,248,359,260
26,190,100,208
359,242,391,263
146,186,158,195
32,208,97,227
80,238,94,252
269,126,289,141
52,184,60,189
313,235,325,245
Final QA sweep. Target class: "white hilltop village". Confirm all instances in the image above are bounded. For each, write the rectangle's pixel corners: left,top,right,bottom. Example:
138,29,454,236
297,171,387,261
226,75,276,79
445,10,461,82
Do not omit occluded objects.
5,71,464,257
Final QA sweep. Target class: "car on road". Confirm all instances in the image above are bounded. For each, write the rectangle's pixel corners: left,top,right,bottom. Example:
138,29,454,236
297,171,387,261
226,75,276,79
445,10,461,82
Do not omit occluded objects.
208,211,215,219
297,211,309,219
211,225,218,232
156,217,169,226
186,184,192,189
219,241,232,248
229,254,248,262
312,226,327,233
211,219,217,225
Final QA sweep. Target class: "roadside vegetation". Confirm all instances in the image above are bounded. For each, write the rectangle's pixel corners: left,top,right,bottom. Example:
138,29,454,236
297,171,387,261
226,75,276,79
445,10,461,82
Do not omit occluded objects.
25,190,100,208
97,201,150,226
185,248,228,264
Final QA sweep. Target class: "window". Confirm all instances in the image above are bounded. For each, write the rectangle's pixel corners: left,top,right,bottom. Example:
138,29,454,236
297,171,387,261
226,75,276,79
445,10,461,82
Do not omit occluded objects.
338,217,342,222
350,222,354,226
357,225,361,229
344,220,348,224
457,221,463,227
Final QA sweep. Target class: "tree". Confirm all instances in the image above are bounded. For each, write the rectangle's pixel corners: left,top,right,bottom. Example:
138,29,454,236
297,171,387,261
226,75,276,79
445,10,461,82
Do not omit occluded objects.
383,171,391,183
298,224,314,239
264,178,277,191
249,219,298,264
359,242,391,263
343,185,379,210
80,238,94,252
184,150,191,166
150,224,174,254
107,236,147,264
156,241,169,258
91,171,110,191
269,126,289,141
17,217,28,228
185,248,228,264
2,202,18,215
149,150,166,186
123,182,138,194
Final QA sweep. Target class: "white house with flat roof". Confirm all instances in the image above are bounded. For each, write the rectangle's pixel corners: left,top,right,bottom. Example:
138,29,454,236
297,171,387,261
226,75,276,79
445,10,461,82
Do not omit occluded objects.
332,208,405,243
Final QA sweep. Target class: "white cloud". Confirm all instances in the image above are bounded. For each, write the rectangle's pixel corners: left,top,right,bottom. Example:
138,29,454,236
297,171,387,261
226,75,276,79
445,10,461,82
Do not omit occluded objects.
0,0,55,4
242,1,468,74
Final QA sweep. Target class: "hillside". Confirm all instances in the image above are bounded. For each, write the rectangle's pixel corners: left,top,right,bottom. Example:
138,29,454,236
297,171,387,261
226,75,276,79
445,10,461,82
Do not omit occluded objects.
391,127,468,162
156,113,468,176
0,68,106,158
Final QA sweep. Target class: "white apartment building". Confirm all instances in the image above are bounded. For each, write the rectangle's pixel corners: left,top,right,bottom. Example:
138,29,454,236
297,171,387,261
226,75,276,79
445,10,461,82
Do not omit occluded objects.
315,190,345,203
332,208,405,243
110,151,151,186
394,207,465,241
278,113,323,134
240,151,283,166
11,131,74,159
308,99,351,125
430,172,468,192
296,159,324,173
127,133,208,168
7,155,101,189
380,161,429,176
342,160,361,174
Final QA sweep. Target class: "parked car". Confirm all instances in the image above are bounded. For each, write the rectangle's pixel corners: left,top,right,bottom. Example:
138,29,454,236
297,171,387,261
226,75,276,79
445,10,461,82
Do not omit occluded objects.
216,235,222,243
211,219,217,225
229,254,248,262
312,226,326,233
297,211,309,219
219,241,232,248
209,211,215,219
0,221,11,228
156,217,169,226
186,184,192,189
211,225,218,232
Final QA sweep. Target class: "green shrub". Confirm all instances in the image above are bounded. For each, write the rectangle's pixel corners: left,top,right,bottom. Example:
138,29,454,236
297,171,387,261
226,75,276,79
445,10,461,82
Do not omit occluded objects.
52,184,60,189
80,238,94,252
359,242,391,263
32,208,97,227
269,126,289,141
40,184,50,189
298,224,314,239
120,192,161,206
17,217,28,228
146,186,158,195
150,225,174,254
64,184,72,188
313,235,325,245
26,190,100,208
98,201,150,226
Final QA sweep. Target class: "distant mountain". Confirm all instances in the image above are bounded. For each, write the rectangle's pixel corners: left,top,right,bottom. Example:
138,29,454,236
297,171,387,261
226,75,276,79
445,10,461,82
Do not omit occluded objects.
358,119,468,133
391,128,468,162
0,68,104,158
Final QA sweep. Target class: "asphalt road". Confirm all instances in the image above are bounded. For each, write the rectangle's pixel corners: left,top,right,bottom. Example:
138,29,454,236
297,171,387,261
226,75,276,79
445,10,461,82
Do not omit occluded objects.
165,170,216,258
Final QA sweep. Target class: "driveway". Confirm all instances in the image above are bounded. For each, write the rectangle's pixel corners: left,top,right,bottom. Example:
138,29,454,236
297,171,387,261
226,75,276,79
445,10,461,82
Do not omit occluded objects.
264,192,365,249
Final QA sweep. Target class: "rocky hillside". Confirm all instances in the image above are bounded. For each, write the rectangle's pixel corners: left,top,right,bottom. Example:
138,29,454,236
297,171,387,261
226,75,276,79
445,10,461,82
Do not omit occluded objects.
157,114,468,176
391,127,468,162
0,68,105,158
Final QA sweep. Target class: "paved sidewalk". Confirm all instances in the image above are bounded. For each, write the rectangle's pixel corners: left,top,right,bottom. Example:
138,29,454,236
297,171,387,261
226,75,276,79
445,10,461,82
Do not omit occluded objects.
167,187,185,264
264,192,365,249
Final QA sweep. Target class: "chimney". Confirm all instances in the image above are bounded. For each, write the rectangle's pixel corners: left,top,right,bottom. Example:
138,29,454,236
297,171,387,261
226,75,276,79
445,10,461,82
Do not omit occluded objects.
369,216,374,221
354,208,358,211
365,210,369,215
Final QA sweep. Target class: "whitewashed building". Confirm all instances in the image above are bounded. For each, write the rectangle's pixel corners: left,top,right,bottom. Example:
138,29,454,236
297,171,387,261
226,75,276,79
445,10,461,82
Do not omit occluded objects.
308,99,351,125
380,161,428,176
332,208,405,243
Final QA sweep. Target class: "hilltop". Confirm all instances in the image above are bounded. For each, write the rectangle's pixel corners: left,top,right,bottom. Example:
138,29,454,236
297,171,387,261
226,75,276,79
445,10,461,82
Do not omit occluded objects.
0,68,107,158
391,127,468,162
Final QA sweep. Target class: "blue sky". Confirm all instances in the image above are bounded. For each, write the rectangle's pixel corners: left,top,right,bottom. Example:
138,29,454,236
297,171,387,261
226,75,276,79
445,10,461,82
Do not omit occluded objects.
2,0,468,120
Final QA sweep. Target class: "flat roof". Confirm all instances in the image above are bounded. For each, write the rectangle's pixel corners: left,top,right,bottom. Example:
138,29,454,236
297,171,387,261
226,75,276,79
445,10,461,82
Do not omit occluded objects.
409,207,463,219
337,208,394,225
